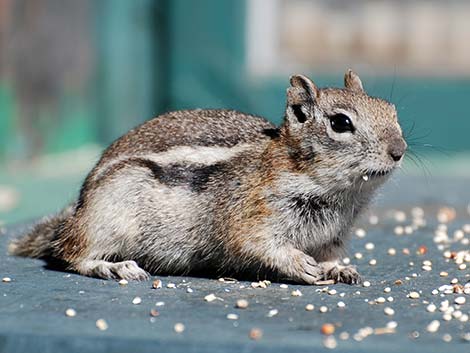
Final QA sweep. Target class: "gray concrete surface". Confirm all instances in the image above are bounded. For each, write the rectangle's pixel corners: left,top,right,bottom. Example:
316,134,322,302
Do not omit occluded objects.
1,175,470,353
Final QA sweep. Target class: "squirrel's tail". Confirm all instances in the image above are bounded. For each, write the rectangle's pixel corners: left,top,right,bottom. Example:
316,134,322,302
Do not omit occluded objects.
8,203,75,258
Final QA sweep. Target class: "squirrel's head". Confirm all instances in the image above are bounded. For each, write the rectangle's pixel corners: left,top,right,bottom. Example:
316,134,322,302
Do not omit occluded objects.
281,69,406,190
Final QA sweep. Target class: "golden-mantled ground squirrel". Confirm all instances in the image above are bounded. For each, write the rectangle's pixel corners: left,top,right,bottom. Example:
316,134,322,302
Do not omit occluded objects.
10,70,406,284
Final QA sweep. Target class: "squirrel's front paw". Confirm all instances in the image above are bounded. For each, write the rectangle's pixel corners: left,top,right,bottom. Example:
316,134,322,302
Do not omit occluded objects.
324,265,362,285
289,252,324,284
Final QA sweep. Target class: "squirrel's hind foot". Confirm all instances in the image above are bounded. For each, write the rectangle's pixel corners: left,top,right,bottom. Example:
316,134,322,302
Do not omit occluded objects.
323,264,362,285
75,260,150,281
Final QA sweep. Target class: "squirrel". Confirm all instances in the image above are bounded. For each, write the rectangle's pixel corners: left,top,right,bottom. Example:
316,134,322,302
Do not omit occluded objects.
9,70,406,285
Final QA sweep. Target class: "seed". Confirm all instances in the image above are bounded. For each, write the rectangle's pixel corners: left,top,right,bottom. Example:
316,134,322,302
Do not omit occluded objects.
152,279,162,289
394,211,407,222
305,304,315,311
132,297,142,305
417,245,428,255
339,331,350,340
458,264,467,270
1,277,11,283
432,289,438,295
451,278,459,284
150,309,159,317
155,301,165,306
363,281,371,287
319,306,328,313
408,292,420,299
118,279,128,286
337,301,346,308
426,320,440,333
328,289,337,295
369,215,379,224
387,248,397,256
422,265,432,271
384,307,395,316
279,284,289,289
174,323,185,333
402,248,410,255
443,314,452,321
375,297,386,304
291,289,302,297
65,308,76,317
166,283,176,288
442,334,452,342
365,242,375,250
440,271,448,277
226,313,239,320
96,319,108,331
186,288,193,293
394,226,404,235
354,252,363,259
369,259,377,266
384,287,391,293
321,323,335,335
267,309,278,317
249,328,263,340
394,279,403,285
236,299,249,309
426,304,437,313
455,297,466,305
387,321,398,329
343,257,351,265
323,336,337,349
355,228,366,238
204,294,217,302
423,260,432,266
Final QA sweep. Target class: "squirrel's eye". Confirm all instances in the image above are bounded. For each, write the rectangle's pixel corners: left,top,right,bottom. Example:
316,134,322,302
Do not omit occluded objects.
329,113,355,133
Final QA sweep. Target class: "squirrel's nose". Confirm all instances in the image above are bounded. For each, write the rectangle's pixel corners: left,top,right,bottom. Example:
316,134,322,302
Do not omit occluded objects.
388,139,407,162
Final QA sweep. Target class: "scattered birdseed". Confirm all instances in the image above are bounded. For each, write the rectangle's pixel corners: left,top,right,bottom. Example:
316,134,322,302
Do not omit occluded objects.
339,331,350,340
354,252,363,260
319,306,328,313
337,301,346,308
458,263,467,270
132,297,142,305
321,323,336,335
422,265,432,271
65,308,76,317
227,313,239,320
426,320,440,333
328,289,337,295
204,294,217,302
394,211,407,222
155,301,165,306
365,242,375,250
375,297,386,304
186,288,193,293
174,323,185,333
305,304,315,311
423,260,432,266
440,271,449,277
96,319,108,331
384,307,395,316
369,259,377,266
355,228,366,238
166,283,176,289
249,328,263,340
267,309,279,317
426,304,437,313
455,297,466,305
279,284,289,289
152,279,162,289
118,279,128,286
342,257,351,265
432,289,439,295
394,226,404,235
387,321,398,329
323,336,337,349
451,278,459,284
404,226,413,234
402,248,410,255
291,289,302,297
1,277,11,283
363,281,371,287
387,248,397,256
387,296,394,302
408,292,420,299
443,314,452,321
417,245,428,255
384,287,391,293
150,309,159,317
374,327,396,335
236,299,249,309
442,334,452,343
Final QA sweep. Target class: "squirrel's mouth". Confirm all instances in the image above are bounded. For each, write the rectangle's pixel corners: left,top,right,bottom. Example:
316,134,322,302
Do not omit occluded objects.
361,169,393,181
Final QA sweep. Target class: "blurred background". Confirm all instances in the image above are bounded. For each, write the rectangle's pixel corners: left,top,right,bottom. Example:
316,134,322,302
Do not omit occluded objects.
0,0,469,224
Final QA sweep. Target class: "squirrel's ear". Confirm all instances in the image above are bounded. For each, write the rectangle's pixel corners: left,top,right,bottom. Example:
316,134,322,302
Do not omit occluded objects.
287,74,318,105
285,75,317,125
344,69,364,92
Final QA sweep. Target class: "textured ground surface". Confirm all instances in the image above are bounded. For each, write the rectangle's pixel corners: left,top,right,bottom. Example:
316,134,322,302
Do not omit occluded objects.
1,175,470,353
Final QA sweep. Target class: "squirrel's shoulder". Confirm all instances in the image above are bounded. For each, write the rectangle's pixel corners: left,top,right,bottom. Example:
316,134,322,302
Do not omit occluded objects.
103,109,278,158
